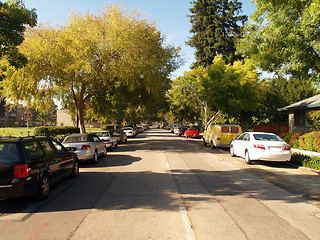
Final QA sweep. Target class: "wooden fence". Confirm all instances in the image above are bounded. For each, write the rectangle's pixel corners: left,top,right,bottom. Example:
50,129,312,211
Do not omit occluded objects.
253,122,289,136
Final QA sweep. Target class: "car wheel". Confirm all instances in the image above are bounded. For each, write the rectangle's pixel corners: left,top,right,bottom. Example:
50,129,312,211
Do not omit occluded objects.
230,146,235,157
203,139,207,146
245,150,252,164
109,144,114,151
92,151,98,164
35,174,50,200
210,141,216,149
71,160,79,177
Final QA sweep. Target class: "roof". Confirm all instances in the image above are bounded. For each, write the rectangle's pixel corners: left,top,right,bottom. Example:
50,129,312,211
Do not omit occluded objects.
278,94,320,111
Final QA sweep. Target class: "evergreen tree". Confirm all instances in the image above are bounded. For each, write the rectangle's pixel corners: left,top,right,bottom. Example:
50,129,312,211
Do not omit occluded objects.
188,0,247,67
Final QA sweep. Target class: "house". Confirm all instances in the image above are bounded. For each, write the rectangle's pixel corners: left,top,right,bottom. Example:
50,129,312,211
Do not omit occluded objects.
279,94,320,133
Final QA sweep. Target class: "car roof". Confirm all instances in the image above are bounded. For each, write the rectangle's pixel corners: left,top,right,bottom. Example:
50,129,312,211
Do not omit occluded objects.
65,133,95,137
244,132,277,135
0,136,49,142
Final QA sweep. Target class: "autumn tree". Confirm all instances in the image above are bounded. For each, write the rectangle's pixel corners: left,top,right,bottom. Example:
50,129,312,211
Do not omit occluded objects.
188,0,247,67
237,0,320,79
1,5,181,133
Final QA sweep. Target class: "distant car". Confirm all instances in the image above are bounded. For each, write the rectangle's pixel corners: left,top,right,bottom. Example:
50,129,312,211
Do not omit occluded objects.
230,132,291,164
142,124,149,131
184,128,200,138
136,126,144,133
0,136,79,200
93,131,118,151
170,124,181,133
122,127,136,137
109,129,127,143
178,126,190,136
62,133,106,164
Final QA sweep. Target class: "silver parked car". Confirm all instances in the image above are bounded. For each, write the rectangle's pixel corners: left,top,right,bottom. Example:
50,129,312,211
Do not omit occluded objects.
122,127,136,137
93,131,118,151
62,133,106,164
230,132,291,164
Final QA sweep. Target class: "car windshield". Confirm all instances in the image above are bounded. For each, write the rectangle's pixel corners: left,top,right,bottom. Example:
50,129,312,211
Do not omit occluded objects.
64,136,88,143
0,143,20,163
122,128,132,130
253,134,283,142
189,128,197,131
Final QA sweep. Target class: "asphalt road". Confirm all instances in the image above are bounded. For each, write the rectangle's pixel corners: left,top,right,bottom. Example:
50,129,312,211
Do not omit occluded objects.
0,128,320,240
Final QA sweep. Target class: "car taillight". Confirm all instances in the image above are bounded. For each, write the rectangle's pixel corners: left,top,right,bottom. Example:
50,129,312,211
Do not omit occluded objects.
81,145,91,150
254,144,266,150
14,164,29,178
284,146,291,151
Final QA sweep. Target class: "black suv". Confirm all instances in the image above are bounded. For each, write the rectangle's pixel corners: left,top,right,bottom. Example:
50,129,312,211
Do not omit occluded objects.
0,136,79,200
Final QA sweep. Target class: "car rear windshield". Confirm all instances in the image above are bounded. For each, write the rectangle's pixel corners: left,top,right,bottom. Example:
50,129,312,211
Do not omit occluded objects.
189,129,197,131
95,132,109,137
0,143,20,163
64,136,88,142
253,134,282,142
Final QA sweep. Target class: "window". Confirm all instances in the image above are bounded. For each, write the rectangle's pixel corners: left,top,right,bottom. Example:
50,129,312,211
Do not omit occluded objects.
93,136,101,142
243,134,250,141
39,140,57,156
231,127,239,133
221,127,229,133
294,111,306,126
52,140,66,153
24,141,45,160
0,143,20,163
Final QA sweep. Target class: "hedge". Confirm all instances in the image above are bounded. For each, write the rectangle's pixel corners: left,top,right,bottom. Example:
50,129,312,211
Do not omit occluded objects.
33,126,80,140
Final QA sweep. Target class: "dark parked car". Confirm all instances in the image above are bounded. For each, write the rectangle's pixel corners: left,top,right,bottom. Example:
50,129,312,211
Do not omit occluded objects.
0,136,79,200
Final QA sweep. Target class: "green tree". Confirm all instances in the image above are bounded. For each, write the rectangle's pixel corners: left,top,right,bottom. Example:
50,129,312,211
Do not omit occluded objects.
0,0,37,68
188,0,247,67
1,5,181,133
201,56,262,125
237,0,320,78
168,67,207,124
255,76,318,123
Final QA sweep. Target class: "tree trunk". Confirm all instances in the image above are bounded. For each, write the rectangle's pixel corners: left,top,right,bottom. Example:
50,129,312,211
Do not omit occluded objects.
77,103,86,134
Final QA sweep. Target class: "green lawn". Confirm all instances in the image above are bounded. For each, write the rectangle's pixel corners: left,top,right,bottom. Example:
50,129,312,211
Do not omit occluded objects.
0,127,33,138
0,127,102,138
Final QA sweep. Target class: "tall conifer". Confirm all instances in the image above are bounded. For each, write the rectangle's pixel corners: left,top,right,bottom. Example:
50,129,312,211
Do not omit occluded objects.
188,0,247,67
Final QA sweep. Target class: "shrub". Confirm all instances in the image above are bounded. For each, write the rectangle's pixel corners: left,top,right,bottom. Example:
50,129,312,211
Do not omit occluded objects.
283,132,301,147
306,110,320,131
291,153,320,171
33,126,80,139
303,132,316,152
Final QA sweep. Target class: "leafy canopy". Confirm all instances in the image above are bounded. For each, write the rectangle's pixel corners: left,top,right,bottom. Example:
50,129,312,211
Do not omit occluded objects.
237,0,320,78
1,5,181,132
0,0,37,68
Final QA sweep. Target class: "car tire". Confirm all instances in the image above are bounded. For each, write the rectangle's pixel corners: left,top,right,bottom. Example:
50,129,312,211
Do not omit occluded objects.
230,146,235,157
203,139,207,146
245,150,252,164
110,144,114,151
92,151,98,164
71,160,79,177
210,141,216,149
35,173,50,200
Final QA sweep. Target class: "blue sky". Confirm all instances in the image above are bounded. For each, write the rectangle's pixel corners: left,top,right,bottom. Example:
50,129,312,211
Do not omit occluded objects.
24,0,256,78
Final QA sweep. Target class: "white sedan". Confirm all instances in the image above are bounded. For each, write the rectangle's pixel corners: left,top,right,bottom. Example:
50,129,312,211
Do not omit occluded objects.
230,132,291,164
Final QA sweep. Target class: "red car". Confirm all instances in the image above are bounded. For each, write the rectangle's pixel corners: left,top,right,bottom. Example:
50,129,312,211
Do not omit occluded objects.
184,128,200,138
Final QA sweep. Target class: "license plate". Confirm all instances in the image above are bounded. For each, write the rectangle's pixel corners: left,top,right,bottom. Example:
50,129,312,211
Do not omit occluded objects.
269,146,281,151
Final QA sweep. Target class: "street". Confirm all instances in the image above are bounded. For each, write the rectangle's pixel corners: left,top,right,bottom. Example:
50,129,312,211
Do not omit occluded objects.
1,128,320,240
